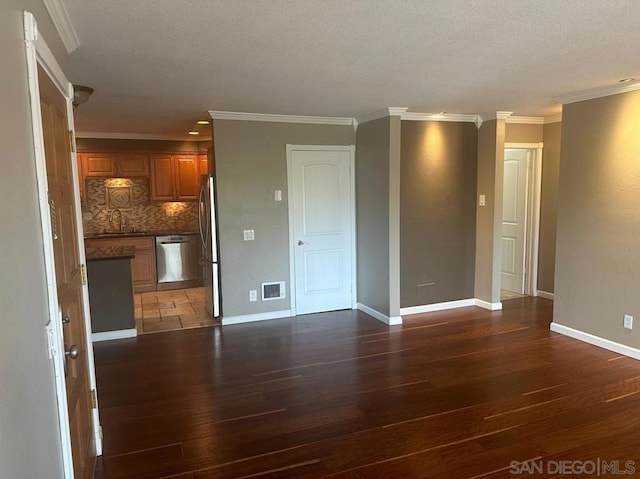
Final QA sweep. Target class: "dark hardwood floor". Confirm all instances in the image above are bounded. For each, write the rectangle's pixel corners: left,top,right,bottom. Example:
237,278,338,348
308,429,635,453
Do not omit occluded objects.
93,298,640,478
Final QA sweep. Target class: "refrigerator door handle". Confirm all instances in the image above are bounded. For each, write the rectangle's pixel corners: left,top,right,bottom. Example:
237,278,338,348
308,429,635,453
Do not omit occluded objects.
198,183,206,250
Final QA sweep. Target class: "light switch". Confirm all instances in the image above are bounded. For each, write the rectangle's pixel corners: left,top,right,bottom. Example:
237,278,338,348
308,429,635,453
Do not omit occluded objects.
479,194,486,207
243,229,255,241
275,190,282,202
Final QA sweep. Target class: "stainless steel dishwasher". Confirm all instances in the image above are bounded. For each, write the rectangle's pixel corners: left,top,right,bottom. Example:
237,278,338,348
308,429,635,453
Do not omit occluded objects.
155,234,200,284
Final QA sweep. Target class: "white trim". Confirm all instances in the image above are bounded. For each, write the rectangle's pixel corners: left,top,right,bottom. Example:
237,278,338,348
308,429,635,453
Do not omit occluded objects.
474,299,503,311
506,116,544,125
536,290,555,301
355,107,408,126
544,114,562,124
357,303,403,325
553,80,640,105
208,110,354,126
74,131,211,141
222,310,293,326
23,12,73,478
91,329,137,342
400,299,475,316
505,142,544,149
401,112,479,123
550,323,640,360
42,0,80,54
286,144,357,317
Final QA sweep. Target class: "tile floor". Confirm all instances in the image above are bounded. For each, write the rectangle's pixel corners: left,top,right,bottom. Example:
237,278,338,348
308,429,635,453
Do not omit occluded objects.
134,287,218,334
500,289,528,300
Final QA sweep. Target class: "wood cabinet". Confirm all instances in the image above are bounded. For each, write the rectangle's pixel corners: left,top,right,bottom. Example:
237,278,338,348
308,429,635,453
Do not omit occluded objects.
150,154,199,201
198,153,208,177
81,152,149,178
77,153,86,203
85,236,156,292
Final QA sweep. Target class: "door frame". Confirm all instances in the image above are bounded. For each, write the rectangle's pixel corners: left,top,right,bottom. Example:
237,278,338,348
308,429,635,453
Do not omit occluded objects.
503,142,543,297
286,144,357,315
23,11,102,477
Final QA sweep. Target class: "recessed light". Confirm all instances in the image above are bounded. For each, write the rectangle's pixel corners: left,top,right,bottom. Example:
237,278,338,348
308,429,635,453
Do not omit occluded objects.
196,120,210,125
618,78,636,83
188,131,199,135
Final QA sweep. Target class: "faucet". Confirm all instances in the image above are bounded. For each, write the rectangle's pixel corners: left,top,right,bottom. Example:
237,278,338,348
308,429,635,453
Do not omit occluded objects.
109,209,122,232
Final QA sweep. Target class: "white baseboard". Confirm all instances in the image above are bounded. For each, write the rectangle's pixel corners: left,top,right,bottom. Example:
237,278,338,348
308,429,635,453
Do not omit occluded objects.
357,303,402,325
474,299,503,311
536,290,555,300
400,298,475,316
222,309,293,326
550,322,640,360
91,328,137,342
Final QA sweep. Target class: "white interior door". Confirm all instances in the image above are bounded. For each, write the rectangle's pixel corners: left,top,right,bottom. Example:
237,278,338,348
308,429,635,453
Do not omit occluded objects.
501,149,529,293
289,146,354,315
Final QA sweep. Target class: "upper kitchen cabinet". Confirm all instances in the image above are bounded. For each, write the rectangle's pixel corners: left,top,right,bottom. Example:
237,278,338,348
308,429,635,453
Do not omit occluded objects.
77,153,86,202
150,154,199,201
82,152,149,178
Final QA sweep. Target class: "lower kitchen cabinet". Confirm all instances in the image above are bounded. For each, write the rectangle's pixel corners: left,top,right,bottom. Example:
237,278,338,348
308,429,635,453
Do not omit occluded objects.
85,236,156,292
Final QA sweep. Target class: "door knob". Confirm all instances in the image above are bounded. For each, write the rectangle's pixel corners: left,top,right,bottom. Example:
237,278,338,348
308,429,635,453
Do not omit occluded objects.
297,240,309,246
65,345,80,360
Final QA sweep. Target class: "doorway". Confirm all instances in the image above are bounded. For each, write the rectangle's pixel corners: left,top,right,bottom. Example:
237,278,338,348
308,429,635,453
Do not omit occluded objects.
286,145,356,315
501,143,543,300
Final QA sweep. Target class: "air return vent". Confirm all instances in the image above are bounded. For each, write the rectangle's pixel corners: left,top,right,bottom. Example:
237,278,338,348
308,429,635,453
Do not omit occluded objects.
261,281,285,301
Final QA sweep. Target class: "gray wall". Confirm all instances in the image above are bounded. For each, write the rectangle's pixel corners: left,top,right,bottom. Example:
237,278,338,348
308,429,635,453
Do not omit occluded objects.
356,117,391,315
213,119,355,317
0,2,68,477
400,121,477,307
505,123,543,143
539,122,561,293
554,90,640,348
474,119,505,304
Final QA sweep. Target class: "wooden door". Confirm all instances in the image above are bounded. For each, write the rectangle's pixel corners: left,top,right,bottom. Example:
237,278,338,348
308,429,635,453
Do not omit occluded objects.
198,153,208,177
501,148,529,294
39,67,96,479
290,147,353,315
175,155,200,200
150,155,175,200
116,153,149,177
83,152,116,176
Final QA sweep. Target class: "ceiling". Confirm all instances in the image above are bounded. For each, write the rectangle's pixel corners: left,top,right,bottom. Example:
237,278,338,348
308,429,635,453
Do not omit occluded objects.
64,0,640,139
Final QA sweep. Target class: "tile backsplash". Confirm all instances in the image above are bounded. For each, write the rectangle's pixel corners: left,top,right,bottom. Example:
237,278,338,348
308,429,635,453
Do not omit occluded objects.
82,178,198,234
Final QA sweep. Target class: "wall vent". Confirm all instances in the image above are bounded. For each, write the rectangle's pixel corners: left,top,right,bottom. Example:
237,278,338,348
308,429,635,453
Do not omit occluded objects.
261,281,286,301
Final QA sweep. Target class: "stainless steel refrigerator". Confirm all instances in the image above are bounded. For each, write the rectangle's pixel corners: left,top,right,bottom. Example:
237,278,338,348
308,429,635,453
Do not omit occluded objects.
198,175,221,317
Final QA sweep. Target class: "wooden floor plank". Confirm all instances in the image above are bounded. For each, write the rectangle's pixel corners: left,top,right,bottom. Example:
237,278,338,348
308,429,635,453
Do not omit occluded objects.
93,297,640,478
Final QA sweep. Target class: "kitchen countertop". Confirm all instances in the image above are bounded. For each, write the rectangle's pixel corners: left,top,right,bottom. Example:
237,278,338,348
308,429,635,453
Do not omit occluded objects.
85,230,198,240
85,246,136,262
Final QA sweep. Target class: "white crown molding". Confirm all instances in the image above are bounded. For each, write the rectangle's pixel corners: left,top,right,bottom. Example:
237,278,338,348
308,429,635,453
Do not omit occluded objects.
554,80,640,105
355,107,408,126
476,111,513,128
543,114,562,124
208,110,355,126
401,112,479,123
75,131,211,141
506,116,544,125
42,0,80,54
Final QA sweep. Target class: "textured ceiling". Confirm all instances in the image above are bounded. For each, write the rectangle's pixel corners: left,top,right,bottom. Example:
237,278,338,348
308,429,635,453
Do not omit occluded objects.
65,0,640,137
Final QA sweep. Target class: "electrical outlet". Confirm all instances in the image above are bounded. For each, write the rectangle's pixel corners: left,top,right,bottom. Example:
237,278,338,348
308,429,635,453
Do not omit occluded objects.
249,290,257,302
624,314,633,330
275,190,282,202
243,229,255,241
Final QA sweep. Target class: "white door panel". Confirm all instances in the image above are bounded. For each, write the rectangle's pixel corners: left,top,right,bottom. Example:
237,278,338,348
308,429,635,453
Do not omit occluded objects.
501,149,529,293
291,148,353,315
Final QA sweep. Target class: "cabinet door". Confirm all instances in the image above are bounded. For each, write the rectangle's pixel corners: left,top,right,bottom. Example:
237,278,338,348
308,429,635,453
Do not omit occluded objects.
83,153,116,177
150,155,175,201
76,153,85,203
198,153,208,177
131,247,156,286
174,155,199,200
116,154,149,177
